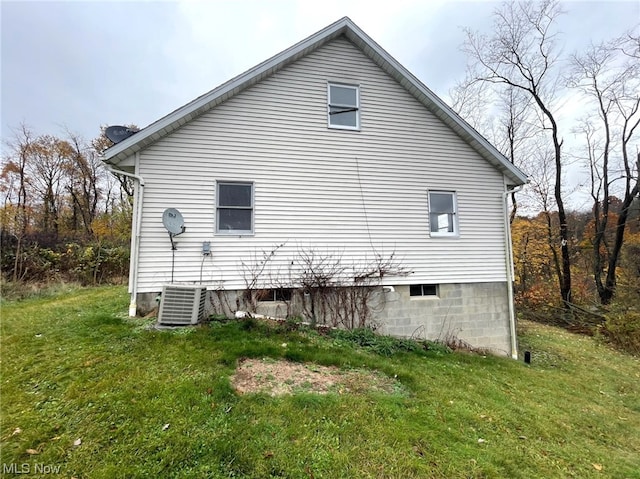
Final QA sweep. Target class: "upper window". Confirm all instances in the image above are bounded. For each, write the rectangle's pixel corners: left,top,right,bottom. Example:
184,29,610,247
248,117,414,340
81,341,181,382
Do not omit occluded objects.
216,182,253,234
429,191,457,236
328,83,359,129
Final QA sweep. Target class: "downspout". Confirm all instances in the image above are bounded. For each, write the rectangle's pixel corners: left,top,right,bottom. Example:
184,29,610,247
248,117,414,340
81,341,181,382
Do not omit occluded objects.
503,184,523,359
106,154,145,317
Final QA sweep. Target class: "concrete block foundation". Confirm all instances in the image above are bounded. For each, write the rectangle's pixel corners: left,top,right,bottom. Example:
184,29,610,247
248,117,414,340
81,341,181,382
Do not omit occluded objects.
136,281,513,357
375,283,512,356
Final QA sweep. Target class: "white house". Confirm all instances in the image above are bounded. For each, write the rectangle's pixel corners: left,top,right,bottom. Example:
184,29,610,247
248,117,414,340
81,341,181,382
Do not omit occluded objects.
102,17,528,357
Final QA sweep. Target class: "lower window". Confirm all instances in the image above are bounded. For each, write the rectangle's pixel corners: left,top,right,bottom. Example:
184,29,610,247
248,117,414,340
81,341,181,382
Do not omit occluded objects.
257,289,293,302
410,284,438,297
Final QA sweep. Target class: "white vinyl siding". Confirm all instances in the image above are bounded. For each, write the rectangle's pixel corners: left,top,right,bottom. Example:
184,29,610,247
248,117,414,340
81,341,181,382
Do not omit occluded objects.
133,37,509,291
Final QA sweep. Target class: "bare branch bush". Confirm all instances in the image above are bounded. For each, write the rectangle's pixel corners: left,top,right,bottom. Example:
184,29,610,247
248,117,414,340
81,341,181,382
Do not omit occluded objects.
239,242,286,313
237,244,410,329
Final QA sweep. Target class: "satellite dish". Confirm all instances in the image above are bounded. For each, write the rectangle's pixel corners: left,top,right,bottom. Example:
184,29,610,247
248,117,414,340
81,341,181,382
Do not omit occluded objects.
162,208,185,235
105,125,137,144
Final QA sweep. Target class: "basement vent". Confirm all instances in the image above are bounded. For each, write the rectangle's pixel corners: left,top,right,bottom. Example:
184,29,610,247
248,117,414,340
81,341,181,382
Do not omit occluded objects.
158,285,207,325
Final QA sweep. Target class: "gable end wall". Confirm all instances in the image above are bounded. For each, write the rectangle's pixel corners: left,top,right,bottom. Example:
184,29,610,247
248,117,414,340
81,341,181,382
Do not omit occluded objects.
135,37,510,294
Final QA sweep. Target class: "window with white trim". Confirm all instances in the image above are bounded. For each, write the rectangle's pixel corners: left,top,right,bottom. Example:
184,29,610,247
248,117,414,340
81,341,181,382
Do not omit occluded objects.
429,191,457,236
216,182,253,234
410,284,438,297
257,289,293,302
328,83,359,129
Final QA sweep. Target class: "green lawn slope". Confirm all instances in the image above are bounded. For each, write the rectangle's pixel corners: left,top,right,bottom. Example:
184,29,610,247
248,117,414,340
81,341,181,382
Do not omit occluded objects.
1,286,638,478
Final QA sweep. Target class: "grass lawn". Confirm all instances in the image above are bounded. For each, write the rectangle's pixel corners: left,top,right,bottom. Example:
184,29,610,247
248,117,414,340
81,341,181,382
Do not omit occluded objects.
1,286,639,478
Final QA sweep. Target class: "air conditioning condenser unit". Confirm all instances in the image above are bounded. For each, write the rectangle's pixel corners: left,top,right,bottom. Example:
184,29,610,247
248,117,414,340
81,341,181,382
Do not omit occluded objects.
158,285,207,325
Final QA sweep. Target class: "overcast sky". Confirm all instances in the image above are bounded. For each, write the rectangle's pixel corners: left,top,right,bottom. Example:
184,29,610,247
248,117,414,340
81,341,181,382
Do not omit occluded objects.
1,0,638,149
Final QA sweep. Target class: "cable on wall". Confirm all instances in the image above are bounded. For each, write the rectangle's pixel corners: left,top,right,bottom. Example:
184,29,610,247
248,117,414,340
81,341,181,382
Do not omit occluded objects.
354,156,380,260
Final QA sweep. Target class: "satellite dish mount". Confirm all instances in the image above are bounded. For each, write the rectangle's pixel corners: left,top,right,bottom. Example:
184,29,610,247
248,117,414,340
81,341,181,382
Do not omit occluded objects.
162,208,186,251
162,208,185,284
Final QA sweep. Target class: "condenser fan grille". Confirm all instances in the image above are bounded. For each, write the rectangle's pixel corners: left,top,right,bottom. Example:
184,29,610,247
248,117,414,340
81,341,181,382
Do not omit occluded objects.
158,285,206,325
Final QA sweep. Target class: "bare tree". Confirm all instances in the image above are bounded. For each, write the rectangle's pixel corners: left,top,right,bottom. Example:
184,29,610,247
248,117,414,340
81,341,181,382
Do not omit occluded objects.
452,76,537,222
527,144,565,291
461,0,572,306
1,125,35,280
570,29,640,304
66,132,106,236
24,135,73,237
451,73,536,170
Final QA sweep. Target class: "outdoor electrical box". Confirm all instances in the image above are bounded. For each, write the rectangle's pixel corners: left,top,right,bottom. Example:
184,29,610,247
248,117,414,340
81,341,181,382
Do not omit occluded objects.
202,241,211,255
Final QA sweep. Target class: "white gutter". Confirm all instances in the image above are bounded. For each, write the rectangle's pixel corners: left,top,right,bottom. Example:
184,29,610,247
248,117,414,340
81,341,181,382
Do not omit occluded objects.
503,184,524,359
106,155,145,317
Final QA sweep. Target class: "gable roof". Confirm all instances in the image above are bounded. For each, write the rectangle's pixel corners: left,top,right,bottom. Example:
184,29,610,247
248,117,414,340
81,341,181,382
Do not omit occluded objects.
103,17,528,185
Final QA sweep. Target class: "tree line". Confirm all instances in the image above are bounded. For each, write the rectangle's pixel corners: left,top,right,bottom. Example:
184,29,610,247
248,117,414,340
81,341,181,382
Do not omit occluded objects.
1,125,133,286
451,1,639,313
448,0,639,351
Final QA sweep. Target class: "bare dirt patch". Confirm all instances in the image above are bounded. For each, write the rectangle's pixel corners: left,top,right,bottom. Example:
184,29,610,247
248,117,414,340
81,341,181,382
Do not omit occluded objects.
231,358,402,396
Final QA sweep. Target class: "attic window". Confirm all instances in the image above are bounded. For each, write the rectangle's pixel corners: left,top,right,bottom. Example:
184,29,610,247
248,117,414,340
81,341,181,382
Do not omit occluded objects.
216,182,254,235
328,83,359,129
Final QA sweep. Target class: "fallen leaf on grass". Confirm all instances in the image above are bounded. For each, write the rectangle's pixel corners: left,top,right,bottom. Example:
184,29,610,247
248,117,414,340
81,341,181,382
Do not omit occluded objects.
26,449,39,455
73,438,82,447
12,427,22,436
593,464,603,471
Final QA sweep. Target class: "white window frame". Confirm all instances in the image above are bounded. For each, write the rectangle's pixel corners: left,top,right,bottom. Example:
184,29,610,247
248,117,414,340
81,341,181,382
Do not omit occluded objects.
216,181,254,235
428,190,458,237
409,284,439,298
257,288,293,302
327,82,360,130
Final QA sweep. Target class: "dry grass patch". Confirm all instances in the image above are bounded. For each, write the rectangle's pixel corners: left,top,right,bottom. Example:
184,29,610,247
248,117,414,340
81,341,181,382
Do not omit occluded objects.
231,358,402,396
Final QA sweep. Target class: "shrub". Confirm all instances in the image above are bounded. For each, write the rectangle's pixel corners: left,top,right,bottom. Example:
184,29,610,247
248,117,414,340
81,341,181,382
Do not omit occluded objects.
598,278,640,355
329,327,449,357
600,311,640,355
65,242,129,285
